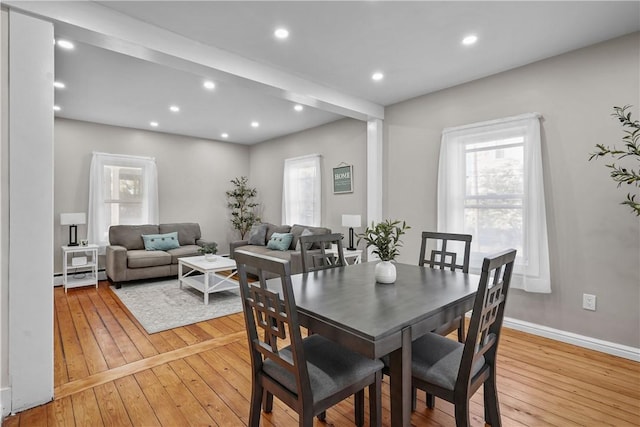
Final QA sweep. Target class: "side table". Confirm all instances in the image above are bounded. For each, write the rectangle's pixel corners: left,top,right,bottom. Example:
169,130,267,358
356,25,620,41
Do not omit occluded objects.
328,246,363,265
62,244,98,292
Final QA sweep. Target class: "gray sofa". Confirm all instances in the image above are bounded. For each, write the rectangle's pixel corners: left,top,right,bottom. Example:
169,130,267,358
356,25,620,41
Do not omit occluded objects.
106,222,214,288
230,223,332,276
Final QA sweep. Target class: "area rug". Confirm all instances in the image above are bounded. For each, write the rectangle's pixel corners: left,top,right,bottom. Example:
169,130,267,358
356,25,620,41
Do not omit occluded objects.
110,279,242,334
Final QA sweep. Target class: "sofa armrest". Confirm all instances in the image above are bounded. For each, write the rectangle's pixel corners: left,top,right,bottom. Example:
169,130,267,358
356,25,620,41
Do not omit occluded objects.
229,240,249,259
106,245,127,283
196,238,217,248
289,251,303,274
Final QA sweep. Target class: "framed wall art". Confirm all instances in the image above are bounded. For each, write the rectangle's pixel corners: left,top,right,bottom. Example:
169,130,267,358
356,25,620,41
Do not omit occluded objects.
333,164,353,194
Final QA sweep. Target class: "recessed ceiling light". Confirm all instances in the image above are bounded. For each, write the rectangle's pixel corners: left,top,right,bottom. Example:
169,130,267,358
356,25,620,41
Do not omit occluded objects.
251,121,260,128
150,121,159,127
53,105,61,112
274,28,289,39
294,104,304,112
371,72,384,81
462,35,478,46
169,105,180,112
221,133,229,139
203,80,215,90
53,81,65,89
56,39,75,50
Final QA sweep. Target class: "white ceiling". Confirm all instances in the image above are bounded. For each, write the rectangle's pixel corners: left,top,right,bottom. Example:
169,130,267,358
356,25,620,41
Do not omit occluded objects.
11,1,640,144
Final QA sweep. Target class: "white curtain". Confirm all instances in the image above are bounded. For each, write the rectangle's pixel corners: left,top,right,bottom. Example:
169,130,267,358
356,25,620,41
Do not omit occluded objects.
437,113,551,293
88,152,159,252
282,154,321,226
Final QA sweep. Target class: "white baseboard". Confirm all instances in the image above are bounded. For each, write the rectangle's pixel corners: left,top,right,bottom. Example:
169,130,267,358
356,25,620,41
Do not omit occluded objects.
53,270,106,286
503,317,640,362
1,387,11,418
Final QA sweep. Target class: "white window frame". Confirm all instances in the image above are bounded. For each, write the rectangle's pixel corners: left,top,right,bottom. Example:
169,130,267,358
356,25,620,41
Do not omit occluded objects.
88,152,159,251
438,113,551,293
282,154,322,226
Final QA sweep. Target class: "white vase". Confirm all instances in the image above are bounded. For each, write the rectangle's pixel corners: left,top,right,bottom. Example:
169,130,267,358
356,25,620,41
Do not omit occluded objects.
205,253,216,262
375,261,396,284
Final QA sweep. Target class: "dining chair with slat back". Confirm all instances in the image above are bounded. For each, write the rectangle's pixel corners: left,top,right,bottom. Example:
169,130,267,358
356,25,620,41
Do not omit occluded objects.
299,232,347,273
419,231,472,342
410,249,517,427
234,250,383,427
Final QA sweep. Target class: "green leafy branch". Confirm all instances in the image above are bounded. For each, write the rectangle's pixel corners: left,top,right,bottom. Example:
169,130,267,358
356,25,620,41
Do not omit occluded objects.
357,219,410,261
225,176,261,239
589,105,640,216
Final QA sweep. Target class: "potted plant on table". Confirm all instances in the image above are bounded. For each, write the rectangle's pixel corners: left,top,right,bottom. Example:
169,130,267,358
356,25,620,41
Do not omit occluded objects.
358,219,410,284
199,242,218,261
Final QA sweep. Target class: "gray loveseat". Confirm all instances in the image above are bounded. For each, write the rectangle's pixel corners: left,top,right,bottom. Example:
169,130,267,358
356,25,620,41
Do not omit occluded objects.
230,223,332,276
106,222,214,288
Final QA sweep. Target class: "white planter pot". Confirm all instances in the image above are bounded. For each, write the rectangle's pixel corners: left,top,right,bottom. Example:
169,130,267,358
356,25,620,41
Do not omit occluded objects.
375,261,396,284
204,254,217,262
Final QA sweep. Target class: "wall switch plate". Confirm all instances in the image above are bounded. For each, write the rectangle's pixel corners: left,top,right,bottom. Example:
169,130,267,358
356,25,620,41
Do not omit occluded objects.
583,293,596,311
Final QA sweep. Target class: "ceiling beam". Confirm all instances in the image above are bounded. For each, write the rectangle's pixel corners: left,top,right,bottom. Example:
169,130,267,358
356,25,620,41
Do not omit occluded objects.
5,1,384,121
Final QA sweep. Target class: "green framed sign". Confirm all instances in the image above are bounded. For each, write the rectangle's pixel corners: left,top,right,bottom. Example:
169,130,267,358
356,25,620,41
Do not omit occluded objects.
333,165,353,194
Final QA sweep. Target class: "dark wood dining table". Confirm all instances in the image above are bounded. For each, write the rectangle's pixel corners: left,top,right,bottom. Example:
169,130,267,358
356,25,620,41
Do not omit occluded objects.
268,261,479,427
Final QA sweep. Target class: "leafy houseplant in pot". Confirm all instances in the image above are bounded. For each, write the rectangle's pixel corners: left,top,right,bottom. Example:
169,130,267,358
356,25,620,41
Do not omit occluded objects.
226,176,261,239
199,242,218,261
358,219,410,284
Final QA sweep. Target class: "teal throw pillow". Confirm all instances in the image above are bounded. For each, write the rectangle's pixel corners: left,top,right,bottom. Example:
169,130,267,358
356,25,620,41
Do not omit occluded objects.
142,232,180,251
266,232,294,251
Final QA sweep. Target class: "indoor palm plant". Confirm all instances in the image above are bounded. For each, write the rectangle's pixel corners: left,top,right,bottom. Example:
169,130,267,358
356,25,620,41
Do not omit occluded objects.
358,219,410,283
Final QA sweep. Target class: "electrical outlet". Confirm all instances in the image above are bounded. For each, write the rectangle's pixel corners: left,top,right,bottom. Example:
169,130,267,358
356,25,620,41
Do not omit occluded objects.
583,293,597,311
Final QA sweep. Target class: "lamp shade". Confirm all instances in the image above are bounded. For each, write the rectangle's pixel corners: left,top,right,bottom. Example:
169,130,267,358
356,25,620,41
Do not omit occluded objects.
342,214,361,228
60,212,86,225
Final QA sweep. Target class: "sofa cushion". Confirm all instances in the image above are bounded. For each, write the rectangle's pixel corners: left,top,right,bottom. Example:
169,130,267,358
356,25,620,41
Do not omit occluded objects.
109,225,160,250
127,249,172,268
266,224,291,242
290,224,332,250
247,223,268,246
166,245,201,264
142,232,180,251
159,223,201,246
295,228,314,251
267,232,294,251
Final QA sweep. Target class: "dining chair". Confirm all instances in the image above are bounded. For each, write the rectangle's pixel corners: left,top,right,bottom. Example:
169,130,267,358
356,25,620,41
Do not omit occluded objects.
234,249,383,427
411,248,517,427
419,231,472,342
299,232,347,273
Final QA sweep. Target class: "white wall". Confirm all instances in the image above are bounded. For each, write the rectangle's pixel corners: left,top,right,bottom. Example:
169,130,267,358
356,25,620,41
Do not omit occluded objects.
0,8,9,416
8,11,55,411
54,118,251,270
249,118,367,241
384,33,640,347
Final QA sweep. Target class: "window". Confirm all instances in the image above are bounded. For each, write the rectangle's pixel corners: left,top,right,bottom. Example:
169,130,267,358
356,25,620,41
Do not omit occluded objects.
282,154,321,226
88,153,159,250
438,113,550,292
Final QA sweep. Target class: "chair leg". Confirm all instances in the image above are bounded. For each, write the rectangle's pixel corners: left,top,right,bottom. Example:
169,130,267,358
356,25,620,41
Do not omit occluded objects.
426,392,435,409
484,374,502,426
262,391,273,413
369,372,382,427
354,389,365,427
454,399,470,427
411,386,417,411
249,382,263,427
300,407,314,427
317,411,326,421
457,318,465,343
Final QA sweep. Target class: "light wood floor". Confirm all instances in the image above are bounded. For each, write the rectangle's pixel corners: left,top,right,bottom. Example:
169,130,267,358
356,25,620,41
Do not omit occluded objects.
3,281,639,426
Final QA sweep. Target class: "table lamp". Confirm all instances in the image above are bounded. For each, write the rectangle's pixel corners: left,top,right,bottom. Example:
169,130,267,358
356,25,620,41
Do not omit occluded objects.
342,214,361,251
60,212,86,246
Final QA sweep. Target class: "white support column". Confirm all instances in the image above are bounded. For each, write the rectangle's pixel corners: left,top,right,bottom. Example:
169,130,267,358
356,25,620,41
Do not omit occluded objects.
366,119,384,260
8,11,54,412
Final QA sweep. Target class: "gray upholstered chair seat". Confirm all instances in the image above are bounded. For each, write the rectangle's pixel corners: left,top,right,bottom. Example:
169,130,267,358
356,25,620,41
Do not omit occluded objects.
410,333,485,391
263,334,384,403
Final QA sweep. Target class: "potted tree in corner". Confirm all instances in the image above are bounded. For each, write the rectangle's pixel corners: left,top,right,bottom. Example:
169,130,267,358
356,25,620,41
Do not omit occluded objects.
358,219,410,284
226,176,261,239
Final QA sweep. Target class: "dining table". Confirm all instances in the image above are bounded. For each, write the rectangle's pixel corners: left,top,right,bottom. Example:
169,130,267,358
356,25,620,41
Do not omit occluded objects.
268,261,479,427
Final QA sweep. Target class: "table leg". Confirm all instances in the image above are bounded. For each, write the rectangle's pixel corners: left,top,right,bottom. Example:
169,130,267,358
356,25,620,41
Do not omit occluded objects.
389,326,412,427
204,272,209,305
178,262,183,289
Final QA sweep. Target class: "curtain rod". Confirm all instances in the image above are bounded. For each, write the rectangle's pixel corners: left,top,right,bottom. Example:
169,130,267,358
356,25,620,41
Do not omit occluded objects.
442,112,542,134
92,151,156,161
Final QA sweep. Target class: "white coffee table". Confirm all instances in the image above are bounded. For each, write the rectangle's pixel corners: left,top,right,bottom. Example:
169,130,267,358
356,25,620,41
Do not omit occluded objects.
178,255,238,304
